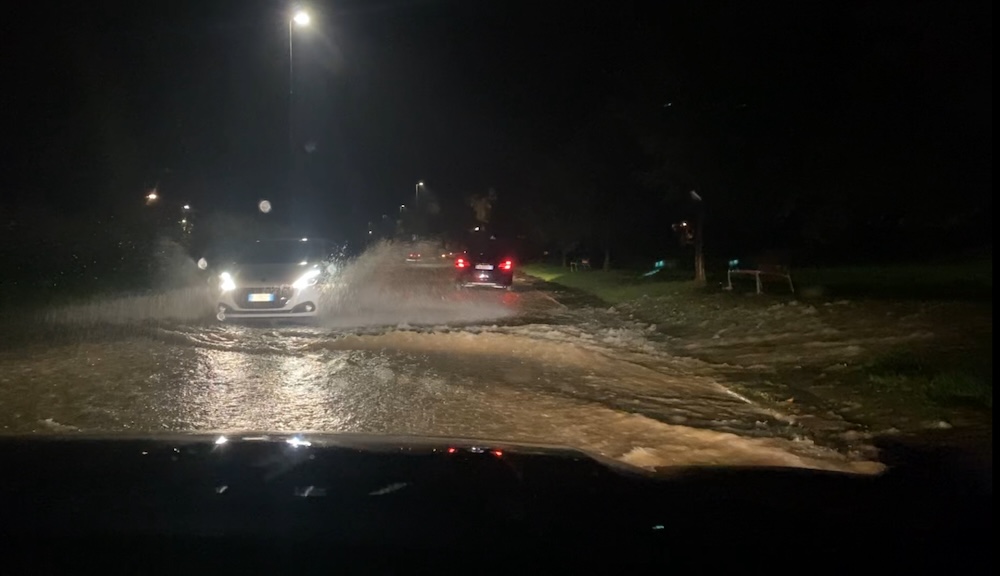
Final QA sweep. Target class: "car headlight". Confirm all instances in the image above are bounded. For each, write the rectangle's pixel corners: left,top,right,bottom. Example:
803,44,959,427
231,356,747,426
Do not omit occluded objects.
292,269,321,289
219,272,236,292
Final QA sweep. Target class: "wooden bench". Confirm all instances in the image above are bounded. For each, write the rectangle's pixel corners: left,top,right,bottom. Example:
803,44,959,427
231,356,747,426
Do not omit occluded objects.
725,262,794,294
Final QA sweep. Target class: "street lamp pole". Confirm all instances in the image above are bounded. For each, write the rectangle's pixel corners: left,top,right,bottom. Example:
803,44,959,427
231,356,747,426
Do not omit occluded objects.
288,11,310,158
286,10,310,223
690,190,705,283
415,181,424,207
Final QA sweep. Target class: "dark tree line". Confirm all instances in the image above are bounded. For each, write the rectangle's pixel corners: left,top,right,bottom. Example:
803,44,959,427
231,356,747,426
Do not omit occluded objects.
509,2,991,270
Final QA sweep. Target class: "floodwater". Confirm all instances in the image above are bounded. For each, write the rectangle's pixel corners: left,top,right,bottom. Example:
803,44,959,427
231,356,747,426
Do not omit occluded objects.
0,245,882,473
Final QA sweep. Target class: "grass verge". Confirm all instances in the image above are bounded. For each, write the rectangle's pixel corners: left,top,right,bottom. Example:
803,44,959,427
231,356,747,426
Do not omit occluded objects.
863,350,992,410
520,264,702,304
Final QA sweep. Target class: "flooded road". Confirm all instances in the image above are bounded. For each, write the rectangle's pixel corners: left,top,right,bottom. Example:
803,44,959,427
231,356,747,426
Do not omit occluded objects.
0,251,881,473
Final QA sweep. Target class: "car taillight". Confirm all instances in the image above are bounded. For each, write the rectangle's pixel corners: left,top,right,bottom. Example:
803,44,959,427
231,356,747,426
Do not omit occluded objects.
500,259,513,271
455,258,466,268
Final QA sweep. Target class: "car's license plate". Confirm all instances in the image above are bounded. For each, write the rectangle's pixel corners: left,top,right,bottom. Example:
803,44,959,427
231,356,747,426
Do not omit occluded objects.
248,293,275,302
475,264,493,270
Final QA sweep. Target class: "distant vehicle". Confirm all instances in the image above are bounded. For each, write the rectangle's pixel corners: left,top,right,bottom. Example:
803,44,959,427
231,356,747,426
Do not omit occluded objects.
405,251,422,263
215,238,334,321
455,247,514,290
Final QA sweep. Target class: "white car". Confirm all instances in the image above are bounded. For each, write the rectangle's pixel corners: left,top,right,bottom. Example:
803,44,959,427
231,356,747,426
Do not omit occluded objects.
215,238,333,321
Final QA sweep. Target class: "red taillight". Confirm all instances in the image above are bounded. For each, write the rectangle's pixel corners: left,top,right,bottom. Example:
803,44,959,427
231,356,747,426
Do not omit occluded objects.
455,258,466,268
492,449,503,458
447,447,457,454
499,259,513,271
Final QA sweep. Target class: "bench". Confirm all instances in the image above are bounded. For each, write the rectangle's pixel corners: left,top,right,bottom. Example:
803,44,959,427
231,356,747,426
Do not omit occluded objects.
725,259,794,294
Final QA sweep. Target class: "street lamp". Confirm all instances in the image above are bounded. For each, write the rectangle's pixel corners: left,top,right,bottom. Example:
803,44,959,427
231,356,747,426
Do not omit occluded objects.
415,181,424,206
287,9,311,212
399,204,406,213
289,10,311,96
288,9,310,146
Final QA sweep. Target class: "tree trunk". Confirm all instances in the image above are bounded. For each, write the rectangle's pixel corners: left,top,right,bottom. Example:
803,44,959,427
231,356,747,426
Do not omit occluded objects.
694,210,706,283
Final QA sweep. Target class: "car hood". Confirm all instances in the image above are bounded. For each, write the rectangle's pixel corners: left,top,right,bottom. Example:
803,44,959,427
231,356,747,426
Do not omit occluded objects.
0,431,990,572
232,263,320,284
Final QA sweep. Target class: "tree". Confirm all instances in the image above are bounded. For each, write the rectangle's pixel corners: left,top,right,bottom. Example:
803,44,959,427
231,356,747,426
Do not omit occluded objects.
468,188,498,227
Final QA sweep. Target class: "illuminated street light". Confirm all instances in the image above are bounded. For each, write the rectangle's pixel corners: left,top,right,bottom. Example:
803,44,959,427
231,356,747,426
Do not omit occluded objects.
145,191,158,202
182,204,191,211
289,11,312,96
258,199,272,213
415,181,425,206
287,8,313,203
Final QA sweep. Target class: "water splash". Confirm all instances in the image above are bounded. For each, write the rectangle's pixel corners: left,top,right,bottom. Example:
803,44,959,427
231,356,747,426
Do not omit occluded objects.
40,240,515,329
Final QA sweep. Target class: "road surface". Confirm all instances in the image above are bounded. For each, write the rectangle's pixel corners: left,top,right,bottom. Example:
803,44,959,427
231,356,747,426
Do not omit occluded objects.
0,252,881,473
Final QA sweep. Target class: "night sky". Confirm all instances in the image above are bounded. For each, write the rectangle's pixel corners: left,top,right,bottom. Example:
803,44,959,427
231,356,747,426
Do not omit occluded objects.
3,0,992,260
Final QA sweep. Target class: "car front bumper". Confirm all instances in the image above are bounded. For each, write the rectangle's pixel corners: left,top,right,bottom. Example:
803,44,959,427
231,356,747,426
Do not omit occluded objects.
217,284,321,320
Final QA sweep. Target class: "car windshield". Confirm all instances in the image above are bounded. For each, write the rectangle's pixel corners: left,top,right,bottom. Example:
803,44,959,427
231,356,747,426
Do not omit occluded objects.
1,0,990,478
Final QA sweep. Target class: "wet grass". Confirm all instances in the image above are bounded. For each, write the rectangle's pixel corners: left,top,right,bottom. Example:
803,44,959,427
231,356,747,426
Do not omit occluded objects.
520,264,701,304
793,259,992,301
525,259,992,303
862,350,992,410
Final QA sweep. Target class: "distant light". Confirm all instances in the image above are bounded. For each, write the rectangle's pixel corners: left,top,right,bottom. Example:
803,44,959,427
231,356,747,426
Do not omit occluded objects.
197,258,208,270
690,190,703,202
492,449,503,457
214,435,228,445
418,181,424,186
180,218,187,224
474,226,480,232
447,447,457,454
368,230,373,235
300,237,308,242
182,204,191,210
400,204,405,209
145,191,158,202
287,435,312,448
292,10,310,26
258,199,272,213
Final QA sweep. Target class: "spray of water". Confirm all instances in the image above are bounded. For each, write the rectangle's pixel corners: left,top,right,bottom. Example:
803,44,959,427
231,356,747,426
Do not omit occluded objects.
42,239,515,329
313,241,515,328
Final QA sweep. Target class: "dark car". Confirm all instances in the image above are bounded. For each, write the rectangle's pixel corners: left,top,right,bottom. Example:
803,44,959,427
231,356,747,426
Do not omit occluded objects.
455,248,514,289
